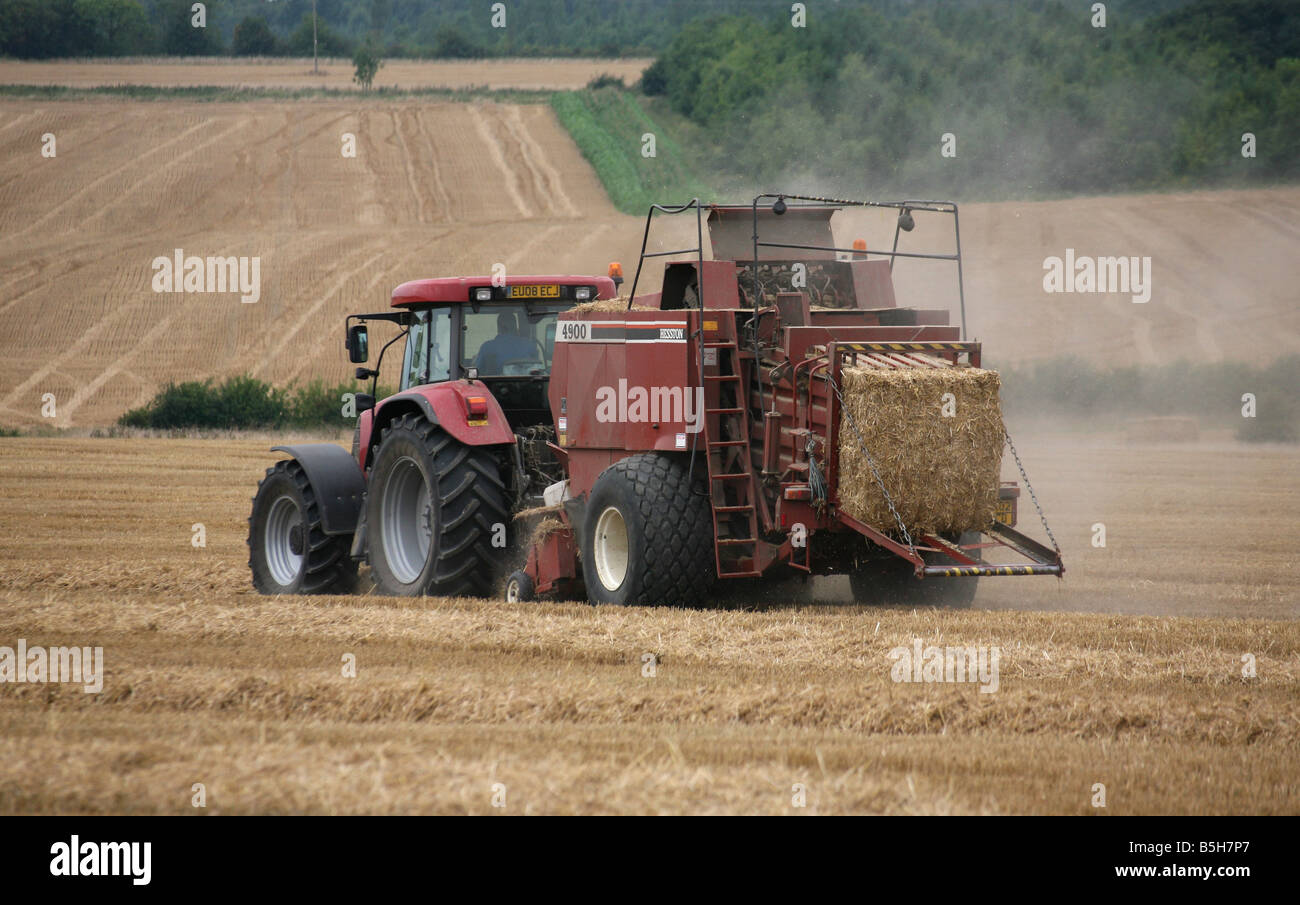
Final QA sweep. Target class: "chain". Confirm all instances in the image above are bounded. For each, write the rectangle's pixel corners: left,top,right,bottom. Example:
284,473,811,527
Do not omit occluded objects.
805,437,827,506
1004,427,1060,554
827,375,915,553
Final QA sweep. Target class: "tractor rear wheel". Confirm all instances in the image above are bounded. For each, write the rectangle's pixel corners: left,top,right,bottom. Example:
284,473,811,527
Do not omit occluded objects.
366,413,508,598
581,454,715,606
849,531,980,608
248,459,358,595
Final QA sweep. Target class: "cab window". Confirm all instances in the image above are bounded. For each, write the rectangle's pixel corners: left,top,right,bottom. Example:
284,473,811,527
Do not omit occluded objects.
462,304,560,377
401,308,451,389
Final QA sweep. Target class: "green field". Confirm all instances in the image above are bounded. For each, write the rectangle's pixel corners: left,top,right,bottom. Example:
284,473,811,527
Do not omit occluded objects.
550,87,709,215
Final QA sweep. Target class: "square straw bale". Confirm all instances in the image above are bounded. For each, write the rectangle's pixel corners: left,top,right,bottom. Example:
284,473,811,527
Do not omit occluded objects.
836,366,1003,535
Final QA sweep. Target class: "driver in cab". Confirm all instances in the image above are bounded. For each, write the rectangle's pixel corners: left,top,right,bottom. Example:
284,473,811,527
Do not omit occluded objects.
475,312,536,375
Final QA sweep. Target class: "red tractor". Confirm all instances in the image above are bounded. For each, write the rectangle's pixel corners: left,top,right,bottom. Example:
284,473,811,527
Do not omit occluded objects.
247,274,616,597
249,193,1063,607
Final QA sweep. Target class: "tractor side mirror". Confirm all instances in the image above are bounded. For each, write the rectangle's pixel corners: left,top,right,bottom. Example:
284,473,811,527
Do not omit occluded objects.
347,324,369,363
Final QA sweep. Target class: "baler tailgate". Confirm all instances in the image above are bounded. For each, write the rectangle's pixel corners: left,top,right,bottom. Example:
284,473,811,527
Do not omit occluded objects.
921,523,1064,578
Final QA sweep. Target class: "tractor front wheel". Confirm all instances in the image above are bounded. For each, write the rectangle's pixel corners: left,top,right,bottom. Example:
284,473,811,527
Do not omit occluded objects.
366,413,508,598
248,459,357,594
581,454,715,607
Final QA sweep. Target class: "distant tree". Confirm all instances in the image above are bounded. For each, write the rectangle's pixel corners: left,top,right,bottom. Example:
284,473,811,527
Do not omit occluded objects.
74,0,152,56
232,16,279,56
352,40,382,91
432,25,483,59
288,14,352,57
157,0,222,55
586,73,625,91
0,0,78,58
639,58,668,96
370,0,393,34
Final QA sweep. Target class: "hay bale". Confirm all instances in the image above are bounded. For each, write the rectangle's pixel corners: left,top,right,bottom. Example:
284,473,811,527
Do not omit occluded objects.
512,504,562,521
567,296,654,314
511,505,567,548
529,517,565,548
836,367,1003,535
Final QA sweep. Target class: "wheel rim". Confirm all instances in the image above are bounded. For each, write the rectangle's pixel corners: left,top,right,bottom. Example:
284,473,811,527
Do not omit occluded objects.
505,576,523,602
264,495,304,587
381,455,432,585
593,505,629,591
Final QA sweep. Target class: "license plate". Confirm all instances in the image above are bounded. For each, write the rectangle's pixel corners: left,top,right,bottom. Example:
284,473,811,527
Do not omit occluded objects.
994,499,1015,526
511,284,559,298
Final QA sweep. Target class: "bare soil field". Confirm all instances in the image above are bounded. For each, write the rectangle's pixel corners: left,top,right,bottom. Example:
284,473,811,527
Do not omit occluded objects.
0,435,1295,815
1,98,1297,427
0,57,652,91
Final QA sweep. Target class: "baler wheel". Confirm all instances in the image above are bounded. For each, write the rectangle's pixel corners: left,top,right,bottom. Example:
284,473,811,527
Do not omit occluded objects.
366,413,508,598
248,459,358,595
505,570,535,603
582,454,715,606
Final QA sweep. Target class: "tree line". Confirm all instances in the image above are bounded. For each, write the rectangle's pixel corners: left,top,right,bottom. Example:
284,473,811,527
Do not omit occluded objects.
1,0,347,58
0,0,758,59
639,0,1300,196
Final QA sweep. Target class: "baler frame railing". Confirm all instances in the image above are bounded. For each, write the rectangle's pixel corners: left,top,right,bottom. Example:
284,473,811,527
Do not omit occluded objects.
624,194,970,435
748,193,968,340
624,198,712,495
754,241,959,264
626,198,707,310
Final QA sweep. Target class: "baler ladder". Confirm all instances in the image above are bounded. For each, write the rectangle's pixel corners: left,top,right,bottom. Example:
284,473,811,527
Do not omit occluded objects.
703,338,761,578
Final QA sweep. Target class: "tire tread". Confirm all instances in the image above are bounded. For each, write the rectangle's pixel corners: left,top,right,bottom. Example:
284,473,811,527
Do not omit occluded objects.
247,459,357,595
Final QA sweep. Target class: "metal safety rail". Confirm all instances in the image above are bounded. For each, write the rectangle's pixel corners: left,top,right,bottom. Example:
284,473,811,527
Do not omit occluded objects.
748,193,969,338
623,199,717,501
625,198,707,309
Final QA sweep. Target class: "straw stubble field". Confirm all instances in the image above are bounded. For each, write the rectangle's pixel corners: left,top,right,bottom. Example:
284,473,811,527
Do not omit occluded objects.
1,71,1298,814
1,96,1299,429
0,58,653,92
0,435,1295,815
0,98,657,428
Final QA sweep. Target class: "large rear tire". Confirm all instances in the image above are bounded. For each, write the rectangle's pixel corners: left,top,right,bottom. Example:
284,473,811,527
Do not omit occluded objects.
582,454,715,607
248,459,358,594
849,531,980,608
366,413,509,598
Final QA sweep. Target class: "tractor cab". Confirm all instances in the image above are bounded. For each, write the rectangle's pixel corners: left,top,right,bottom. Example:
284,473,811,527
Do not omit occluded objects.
396,301,557,429
349,275,616,431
